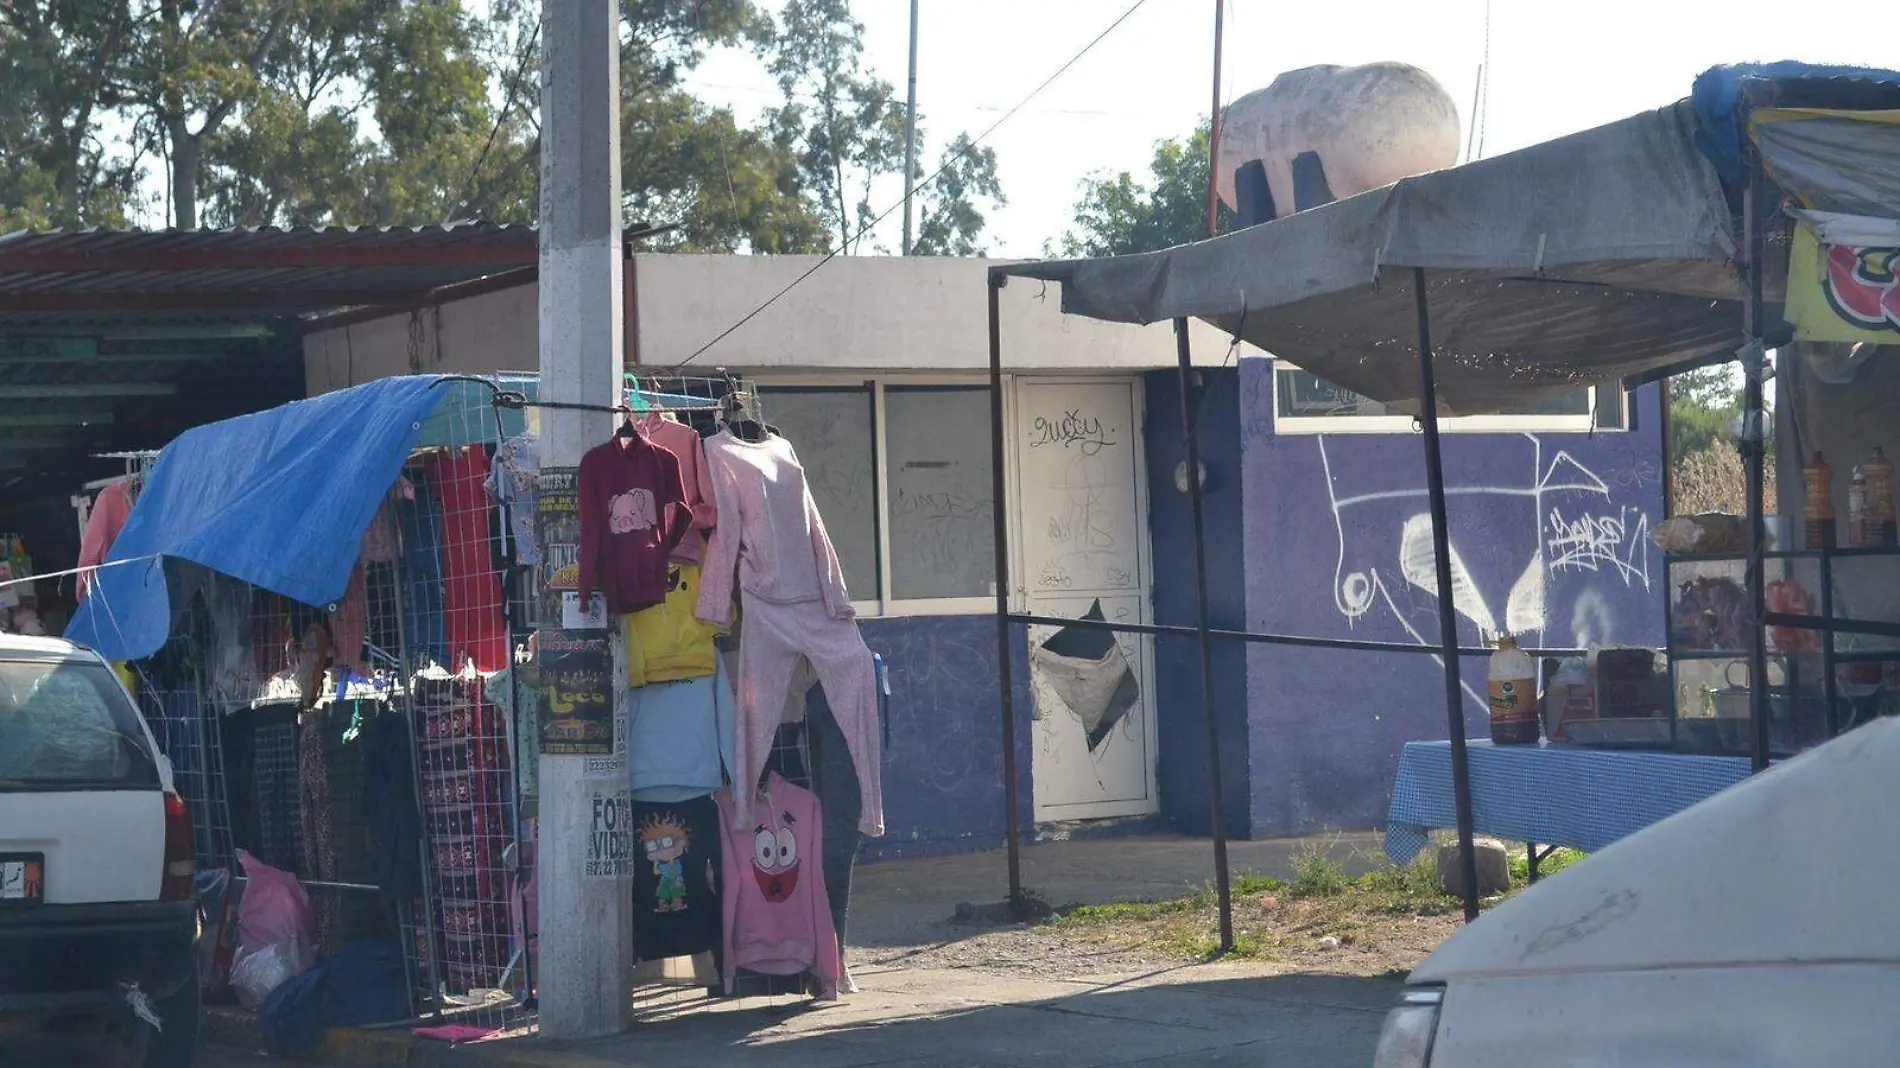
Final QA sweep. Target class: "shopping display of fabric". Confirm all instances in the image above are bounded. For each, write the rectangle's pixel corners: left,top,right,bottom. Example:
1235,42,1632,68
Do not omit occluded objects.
624,563,720,686
626,659,737,803
414,677,513,994
630,795,723,963
424,448,509,674
398,471,451,670
578,434,695,616
715,774,840,1000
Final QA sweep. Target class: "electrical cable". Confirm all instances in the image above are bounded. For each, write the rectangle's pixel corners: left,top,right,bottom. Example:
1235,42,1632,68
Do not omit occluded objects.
669,0,1155,368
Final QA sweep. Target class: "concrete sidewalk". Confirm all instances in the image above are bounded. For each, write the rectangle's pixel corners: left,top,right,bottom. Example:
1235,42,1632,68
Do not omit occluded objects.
200,834,1401,1067
202,962,1394,1067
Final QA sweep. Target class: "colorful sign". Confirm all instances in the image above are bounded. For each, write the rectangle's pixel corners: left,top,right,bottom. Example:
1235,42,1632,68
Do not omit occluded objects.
1787,221,1900,343
536,631,612,755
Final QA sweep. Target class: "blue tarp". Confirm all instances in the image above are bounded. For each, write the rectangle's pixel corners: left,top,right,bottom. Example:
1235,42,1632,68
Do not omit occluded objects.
1692,62,1900,191
67,376,459,662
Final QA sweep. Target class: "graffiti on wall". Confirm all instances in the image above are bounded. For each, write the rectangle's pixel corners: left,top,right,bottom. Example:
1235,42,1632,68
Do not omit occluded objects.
1319,432,1655,656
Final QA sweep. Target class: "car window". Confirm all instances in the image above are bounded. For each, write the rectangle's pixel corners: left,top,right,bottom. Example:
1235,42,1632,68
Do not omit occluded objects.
0,659,159,788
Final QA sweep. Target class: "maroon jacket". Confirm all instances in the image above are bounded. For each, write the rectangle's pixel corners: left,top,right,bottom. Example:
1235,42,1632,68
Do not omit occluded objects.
578,435,694,615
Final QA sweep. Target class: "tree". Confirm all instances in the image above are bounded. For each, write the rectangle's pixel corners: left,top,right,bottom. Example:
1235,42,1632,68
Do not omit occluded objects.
1058,122,1229,257
762,0,903,253
911,133,1003,256
0,0,141,229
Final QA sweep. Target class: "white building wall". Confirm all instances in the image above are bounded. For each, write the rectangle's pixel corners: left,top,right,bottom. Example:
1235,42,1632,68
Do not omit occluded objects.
303,253,1241,393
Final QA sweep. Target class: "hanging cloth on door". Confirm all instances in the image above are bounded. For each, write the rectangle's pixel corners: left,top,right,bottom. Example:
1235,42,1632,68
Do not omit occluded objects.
1031,599,1139,751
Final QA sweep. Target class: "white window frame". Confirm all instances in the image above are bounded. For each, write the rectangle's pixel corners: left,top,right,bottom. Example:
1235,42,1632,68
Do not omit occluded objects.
756,374,998,619
1269,361,1628,435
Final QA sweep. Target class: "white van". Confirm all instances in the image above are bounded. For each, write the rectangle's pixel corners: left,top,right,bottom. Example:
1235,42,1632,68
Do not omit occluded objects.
1375,715,1900,1067
0,636,200,1067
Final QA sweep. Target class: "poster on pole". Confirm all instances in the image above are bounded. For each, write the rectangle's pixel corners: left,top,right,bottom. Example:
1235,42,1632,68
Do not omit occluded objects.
535,467,581,629
537,631,612,754
585,788,633,879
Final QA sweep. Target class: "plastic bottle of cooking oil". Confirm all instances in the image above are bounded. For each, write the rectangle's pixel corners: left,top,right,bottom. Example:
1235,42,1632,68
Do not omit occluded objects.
1488,634,1540,744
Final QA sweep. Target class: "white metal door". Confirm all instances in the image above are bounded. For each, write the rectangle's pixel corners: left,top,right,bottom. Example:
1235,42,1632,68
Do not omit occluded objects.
1012,378,1157,821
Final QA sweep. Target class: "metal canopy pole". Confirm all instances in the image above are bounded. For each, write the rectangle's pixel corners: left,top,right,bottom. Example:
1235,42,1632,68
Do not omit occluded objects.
988,269,1025,913
1172,318,1234,952
1740,115,1772,775
1411,267,1482,923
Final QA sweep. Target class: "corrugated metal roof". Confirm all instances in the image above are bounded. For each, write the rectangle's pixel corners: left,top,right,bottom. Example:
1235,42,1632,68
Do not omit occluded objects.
0,221,665,323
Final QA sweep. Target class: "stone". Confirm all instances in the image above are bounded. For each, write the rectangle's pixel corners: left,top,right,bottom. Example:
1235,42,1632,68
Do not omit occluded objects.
1436,837,1511,898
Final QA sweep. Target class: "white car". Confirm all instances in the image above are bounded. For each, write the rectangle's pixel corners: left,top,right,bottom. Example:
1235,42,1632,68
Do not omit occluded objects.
0,635,200,1068
1374,714,1900,1067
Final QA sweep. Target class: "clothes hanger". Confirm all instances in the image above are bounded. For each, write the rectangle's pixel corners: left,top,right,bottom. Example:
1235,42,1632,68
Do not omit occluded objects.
615,408,641,449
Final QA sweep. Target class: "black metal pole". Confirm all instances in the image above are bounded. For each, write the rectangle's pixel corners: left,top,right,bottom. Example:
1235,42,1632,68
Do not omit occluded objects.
1173,317,1234,954
1740,138,1772,774
1412,267,1481,923
988,269,1025,914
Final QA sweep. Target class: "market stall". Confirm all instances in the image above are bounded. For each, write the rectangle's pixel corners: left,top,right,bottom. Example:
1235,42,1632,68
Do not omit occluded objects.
985,62,1900,931
64,372,887,1046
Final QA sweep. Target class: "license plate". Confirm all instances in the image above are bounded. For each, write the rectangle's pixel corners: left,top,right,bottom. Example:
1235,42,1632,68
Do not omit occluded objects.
0,853,44,904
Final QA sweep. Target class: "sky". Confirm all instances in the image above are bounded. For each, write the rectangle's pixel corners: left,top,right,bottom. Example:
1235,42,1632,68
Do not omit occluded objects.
684,0,1885,256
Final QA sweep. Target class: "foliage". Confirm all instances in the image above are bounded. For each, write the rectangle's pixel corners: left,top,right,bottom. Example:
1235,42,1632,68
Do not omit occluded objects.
1289,841,1351,898
1669,365,1778,517
0,0,998,256
911,134,1004,256
1057,121,1233,257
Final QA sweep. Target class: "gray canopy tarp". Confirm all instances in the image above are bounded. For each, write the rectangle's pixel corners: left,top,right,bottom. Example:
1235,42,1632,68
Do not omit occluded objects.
1002,101,1756,416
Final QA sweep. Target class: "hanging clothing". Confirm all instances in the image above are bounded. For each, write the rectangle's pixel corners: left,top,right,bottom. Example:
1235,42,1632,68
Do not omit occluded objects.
695,431,852,627
424,448,508,674
624,563,719,686
639,416,716,564
715,774,840,1000
730,600,882,837
361,476,412,566
630,795,723,962
627,658,738,803
695,430,880,836
485,433,540,566
329,561,370,676
578,435,693,616
398,474,450,671
806,683,862,993
77,481,133,599
361,708,423,908
205,573,256,711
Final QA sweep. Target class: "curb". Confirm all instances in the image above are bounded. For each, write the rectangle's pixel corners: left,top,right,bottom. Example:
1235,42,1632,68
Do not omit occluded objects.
203,1006,637,1067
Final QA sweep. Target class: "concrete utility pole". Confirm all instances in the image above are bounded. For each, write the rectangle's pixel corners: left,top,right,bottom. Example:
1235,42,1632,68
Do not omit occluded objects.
901,0,920,255
537,0,633,1039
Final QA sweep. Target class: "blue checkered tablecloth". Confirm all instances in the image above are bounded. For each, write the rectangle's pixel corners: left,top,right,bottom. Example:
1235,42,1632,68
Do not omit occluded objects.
1384,741,1753,864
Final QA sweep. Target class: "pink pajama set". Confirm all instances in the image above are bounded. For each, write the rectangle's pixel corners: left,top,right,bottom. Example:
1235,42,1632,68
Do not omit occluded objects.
695,430,884,838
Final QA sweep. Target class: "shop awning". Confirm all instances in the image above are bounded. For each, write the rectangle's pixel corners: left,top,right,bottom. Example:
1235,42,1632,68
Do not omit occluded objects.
1000,102,1748,416
66,375,467,661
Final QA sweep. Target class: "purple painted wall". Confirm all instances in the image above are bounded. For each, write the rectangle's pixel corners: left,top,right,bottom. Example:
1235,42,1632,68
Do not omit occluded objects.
1143,368,1253,838
857,615,1033,861
1239,357,1667,836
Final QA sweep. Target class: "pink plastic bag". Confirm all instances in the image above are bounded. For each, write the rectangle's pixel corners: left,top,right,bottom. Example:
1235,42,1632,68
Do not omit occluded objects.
229,850,315,1009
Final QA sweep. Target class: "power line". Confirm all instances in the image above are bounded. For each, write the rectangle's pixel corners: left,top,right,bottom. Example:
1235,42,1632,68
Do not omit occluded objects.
669,0,1155,369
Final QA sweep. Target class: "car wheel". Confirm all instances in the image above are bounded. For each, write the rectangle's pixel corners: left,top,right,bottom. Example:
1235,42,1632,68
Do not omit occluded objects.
137,966,201,1068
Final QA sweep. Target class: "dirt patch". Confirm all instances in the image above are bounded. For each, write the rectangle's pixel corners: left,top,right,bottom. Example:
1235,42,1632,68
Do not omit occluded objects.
854,847,1584,983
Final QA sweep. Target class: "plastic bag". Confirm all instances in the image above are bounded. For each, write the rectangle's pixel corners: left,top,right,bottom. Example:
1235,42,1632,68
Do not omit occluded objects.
230,850,315,1009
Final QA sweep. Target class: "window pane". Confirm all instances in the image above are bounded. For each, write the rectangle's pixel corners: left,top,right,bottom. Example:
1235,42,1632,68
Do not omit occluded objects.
886,386,995,600
758,386,880,601
0,661,158,786
1275,367,1592,420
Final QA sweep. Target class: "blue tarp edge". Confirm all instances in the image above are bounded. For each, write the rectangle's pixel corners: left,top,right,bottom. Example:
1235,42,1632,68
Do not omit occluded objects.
67,376,458,662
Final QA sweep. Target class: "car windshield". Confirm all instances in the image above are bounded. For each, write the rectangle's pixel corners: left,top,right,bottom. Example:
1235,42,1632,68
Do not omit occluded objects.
0,658,159,788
